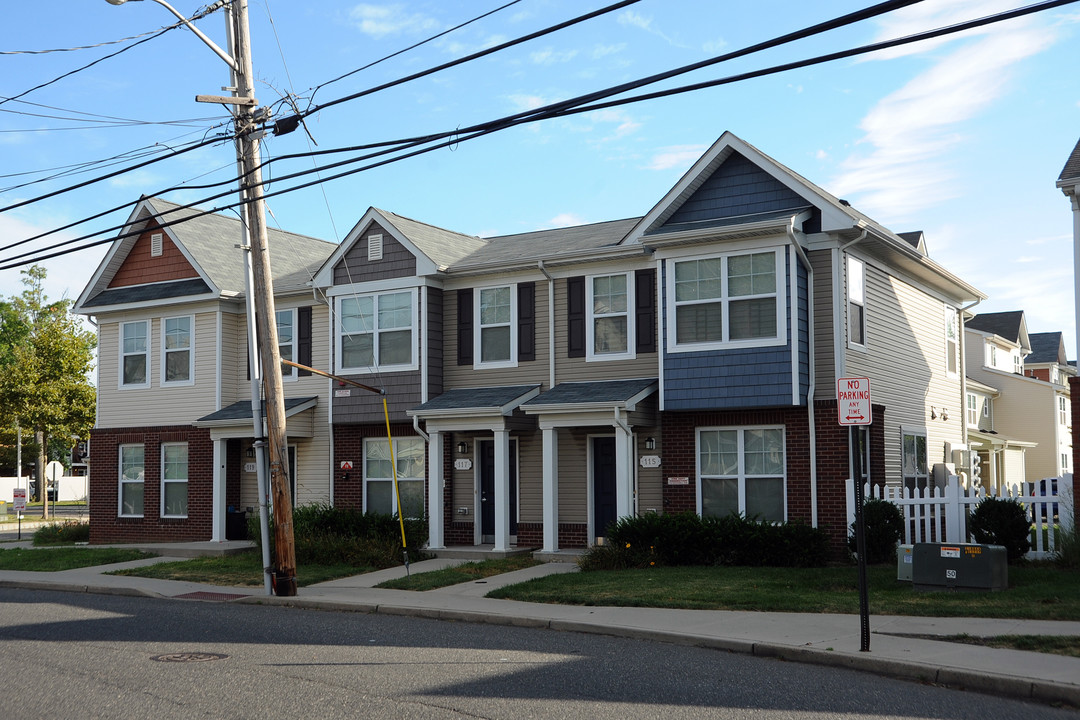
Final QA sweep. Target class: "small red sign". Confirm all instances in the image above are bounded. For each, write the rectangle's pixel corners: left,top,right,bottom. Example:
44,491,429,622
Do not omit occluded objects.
339,461,353,471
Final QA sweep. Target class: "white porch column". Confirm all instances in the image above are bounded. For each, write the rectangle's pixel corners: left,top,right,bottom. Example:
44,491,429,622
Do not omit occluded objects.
494,428,511,552
541,425,559,553
427,430,445,549
211,439,225,542
615,425,633,520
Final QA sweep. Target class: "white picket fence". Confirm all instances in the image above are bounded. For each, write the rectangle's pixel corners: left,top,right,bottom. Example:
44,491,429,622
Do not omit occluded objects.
846,473,1074,561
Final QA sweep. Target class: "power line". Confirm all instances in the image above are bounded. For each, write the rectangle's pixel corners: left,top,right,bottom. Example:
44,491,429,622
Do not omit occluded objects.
0,27,175,55
4,0,1071,270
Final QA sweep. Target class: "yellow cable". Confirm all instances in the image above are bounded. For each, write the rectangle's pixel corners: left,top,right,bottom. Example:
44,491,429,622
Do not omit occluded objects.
383,397,408,554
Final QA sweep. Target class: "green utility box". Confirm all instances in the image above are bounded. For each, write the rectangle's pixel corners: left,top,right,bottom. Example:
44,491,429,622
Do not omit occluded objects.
912,543,1008,592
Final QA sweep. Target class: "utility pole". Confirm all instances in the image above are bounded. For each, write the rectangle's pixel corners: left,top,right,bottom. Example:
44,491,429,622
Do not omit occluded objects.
107,0,297,594
226,0,297,596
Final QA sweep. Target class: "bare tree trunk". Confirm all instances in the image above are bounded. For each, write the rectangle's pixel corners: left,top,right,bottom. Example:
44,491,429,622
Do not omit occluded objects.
37,430,49,520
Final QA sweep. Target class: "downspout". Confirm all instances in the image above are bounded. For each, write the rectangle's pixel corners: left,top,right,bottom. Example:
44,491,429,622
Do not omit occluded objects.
837,230,869,380
538,260,556,391
787,219,818,526
614,406,635,516
958,299,981,450
412,416,430,442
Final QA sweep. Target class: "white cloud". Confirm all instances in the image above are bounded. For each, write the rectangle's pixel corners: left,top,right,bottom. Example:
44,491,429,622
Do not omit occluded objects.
831,14,1056,220
592,43,626,59
507,94,551,112
0,213,105,305
530,48,579,65
349,4,439,38
546,213,586,228
646,145,707,171
587,109,641,139
815,149,828,161
702,37,727,55
617,10,687,48
860,0,1024,61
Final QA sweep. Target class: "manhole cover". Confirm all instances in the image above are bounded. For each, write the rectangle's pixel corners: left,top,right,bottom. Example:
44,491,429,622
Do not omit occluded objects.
151,652,228,663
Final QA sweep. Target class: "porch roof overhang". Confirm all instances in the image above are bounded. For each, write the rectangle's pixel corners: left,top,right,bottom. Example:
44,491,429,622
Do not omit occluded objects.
968,429,1038,450
522,378,657,428
407,385,541,429
193,396,318,437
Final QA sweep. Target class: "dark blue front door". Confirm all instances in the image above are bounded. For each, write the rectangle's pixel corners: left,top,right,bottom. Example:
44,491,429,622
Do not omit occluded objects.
593,436,617,539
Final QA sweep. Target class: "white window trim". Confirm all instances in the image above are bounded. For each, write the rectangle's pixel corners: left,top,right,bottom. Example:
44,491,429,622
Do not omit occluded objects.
586,271,636,362
277,308,297,382
119,319,150,389
160,314,194,386
846,256,867,351
665,248,787,354
944,306,958,378
118,444,144,518
335,289,419,375
474,283,518,369
901,426,930,490
160,442,189,519
362,436,426,517
966,393,978,427
695,425,787,522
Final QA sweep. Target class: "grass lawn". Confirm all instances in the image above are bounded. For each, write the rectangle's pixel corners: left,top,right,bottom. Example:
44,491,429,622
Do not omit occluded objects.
0,547,154,571
487,564,1080,621
108,551,372,588
376,555,541,591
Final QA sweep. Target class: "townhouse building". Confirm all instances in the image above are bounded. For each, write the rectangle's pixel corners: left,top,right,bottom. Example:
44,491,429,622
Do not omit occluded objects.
78,132,983,554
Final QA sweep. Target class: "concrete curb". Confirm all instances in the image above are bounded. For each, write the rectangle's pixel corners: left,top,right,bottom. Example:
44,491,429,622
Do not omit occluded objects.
0,579,160,600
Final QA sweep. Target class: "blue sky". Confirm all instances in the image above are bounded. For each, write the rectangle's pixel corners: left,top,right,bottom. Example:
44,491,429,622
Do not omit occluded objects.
2,0,1078,355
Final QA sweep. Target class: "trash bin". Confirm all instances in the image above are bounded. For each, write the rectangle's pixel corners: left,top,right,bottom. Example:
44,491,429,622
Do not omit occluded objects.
226,509,248,540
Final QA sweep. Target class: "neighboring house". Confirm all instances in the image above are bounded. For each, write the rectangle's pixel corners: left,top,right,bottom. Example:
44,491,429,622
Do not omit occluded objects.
964,311,1072,484
78,132,985,553
312,131,983,554
963,377,1034,494
74,198,336,544
1056,136,1080,519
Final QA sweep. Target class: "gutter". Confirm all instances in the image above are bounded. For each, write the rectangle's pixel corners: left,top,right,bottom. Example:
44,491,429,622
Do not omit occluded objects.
787,216,819,526
538,260,556,391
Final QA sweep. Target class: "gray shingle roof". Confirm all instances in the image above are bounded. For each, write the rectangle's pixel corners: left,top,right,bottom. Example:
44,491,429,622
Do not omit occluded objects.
195,396,318,423
80,278,210,308
1058,137,1080,183
143,198,336,294
523,378,657,407
409,385,540,413
966,311,1025,342
1027,332,1066,364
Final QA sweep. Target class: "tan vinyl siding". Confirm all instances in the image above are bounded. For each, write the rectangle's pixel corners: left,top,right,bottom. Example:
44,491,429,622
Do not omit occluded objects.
810,248,835,398
558,429,589,523
517,429,542,522
967,368,1060,482
219,310,243,406
444,275,552,389
97,307,223,428
636,428,663,515
843,258,964,485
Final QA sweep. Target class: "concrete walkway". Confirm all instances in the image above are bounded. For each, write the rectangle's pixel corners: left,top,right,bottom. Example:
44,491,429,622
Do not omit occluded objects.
0,543,1077,708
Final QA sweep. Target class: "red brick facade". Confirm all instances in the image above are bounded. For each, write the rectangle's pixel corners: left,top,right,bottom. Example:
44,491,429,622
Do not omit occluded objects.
332,423,429,514
88,425,214,544
660,401,886,555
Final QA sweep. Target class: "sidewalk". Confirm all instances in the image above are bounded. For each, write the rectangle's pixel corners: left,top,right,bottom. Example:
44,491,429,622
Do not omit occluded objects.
0,546,1078,708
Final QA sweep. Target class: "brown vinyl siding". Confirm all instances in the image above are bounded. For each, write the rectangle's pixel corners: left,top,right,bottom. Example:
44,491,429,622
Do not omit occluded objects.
109,227,199,288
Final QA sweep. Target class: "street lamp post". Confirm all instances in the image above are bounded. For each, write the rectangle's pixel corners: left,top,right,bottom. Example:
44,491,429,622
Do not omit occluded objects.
105,0,297,595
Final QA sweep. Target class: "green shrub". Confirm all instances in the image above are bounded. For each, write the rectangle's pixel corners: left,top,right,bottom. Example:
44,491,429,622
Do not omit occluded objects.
847,498,904,564
581,511,830,570
969,497,1031,562
33,520,90,546
250,504,427,568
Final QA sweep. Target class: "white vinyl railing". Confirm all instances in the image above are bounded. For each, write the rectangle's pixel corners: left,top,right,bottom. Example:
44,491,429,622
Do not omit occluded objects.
846,473,1073,560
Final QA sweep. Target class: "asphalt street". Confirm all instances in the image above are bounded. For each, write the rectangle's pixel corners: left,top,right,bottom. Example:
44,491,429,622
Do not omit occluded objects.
0,587,1073,720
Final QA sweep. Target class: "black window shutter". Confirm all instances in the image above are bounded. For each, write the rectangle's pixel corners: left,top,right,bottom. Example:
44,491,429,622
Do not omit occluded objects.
567,276,586,358
457,289,473,366
297,306,313,375
635,268,656,354
518,282,535,362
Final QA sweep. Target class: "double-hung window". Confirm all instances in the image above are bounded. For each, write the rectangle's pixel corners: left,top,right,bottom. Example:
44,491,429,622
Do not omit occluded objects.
944,307,958,376
337,290,416,373
697,427,785,522
121,320,149,387
587,273,633,360
966,393,978,427
118,445,144,517
277,309,296,380
476,285,516,367
162,316,193,384
364,437,425,517
847,256,866,348
902,430,929,492
161,442,188,518
669,249,783,351
1060,396,1068,426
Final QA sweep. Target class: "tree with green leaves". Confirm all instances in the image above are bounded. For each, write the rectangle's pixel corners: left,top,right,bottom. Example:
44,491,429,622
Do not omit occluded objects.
0,266,96,518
